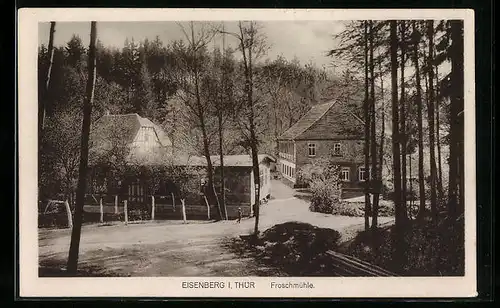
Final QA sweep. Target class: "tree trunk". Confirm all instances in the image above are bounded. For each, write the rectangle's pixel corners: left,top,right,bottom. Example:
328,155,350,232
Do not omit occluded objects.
363,21,371,231
203,194,211,220
190,23,222,221
449,20,464,218
238,22,261,236
412,21,427,221
399,21,408,212
390,20,406,270
374,51,385,229
434,64,444,202
66,21,97,275
219,31,228,221
40,21,56,132
369,20,380,229
426,20,438,223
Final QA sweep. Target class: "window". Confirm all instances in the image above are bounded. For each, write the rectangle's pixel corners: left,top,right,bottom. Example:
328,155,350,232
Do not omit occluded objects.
308,143,316,157
358,167,367,181
341,167,350,181
359,166,367,181
358,166,371,181
334,143,341,155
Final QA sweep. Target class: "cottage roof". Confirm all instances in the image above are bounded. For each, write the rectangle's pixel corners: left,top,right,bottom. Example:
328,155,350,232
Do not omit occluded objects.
278,101,336,140
90,113,172,147
174,154,275,167
278,100,364,140
89,113,172,166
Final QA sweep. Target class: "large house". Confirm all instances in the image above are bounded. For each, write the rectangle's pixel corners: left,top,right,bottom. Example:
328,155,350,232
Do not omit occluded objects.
85,113,274,220
277,101,365,197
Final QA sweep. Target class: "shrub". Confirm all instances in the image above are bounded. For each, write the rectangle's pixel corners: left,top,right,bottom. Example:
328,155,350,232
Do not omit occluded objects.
332,202,364,216
309,178,341,214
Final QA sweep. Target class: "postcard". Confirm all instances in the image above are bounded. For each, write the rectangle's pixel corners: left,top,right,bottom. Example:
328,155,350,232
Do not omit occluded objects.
18,8,476,298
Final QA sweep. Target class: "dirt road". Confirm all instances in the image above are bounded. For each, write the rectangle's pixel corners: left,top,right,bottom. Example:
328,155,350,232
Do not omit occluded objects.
39,180,393,276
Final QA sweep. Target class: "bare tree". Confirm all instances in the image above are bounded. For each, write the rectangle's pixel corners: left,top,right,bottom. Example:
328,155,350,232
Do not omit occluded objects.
373,49,386,229
434,62,444,201
363,21,371,231
399,21,408,210
173,22,223,220
426,20,439,222
411,21,427,221
67,21,97,274
222,21,268,235
448,20,464,218
368,20,380,229
390,20,406,270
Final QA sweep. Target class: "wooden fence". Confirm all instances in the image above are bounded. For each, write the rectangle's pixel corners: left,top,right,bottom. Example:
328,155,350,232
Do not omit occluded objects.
39,191,254,229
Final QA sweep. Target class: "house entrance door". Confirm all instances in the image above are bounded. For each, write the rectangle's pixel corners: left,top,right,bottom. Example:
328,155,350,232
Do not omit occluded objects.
128,181,145,204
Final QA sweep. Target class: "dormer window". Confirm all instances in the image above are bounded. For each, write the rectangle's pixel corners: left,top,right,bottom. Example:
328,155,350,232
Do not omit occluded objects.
334,143,341,155
308,143,316,157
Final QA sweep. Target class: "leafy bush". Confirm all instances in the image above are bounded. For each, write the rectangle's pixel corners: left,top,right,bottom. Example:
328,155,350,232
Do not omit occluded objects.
309,179,340,213
331,202,364,216
304,161,342,214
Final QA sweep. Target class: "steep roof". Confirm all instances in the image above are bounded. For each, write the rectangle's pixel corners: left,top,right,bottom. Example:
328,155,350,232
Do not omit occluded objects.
91,113,142,145
278,101,336,140
90,113,172,147
278,100,364,140
89,113,172,166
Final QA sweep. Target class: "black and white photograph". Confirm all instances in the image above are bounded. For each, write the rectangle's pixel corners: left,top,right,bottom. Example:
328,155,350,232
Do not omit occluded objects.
19,8,476,298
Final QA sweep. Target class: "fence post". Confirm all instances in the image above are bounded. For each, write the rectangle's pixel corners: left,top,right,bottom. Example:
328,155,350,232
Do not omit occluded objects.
64,200,73,229
99,197,104,223
124,199,128,224
203,195,210,220
171,192,176,212
114,195,118,214
151,195,155,221
181,199,187,224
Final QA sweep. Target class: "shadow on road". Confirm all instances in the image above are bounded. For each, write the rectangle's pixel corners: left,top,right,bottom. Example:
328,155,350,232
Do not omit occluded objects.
225,221,345,276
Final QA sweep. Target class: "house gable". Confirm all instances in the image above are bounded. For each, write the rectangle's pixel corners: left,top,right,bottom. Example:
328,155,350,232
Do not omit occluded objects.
278,102,335,140
89,113,172,166
296,102,364,140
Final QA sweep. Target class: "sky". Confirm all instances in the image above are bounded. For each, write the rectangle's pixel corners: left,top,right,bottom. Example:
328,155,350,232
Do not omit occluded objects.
38,21,347,70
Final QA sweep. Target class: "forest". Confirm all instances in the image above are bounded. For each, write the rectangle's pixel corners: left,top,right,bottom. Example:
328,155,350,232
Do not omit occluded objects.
38,20,465,275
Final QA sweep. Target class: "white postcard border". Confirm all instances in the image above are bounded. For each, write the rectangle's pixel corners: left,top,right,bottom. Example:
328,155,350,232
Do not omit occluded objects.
18,8,477,298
